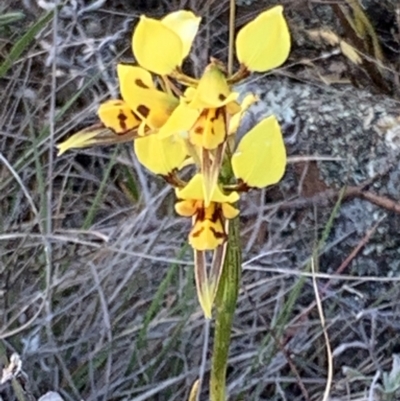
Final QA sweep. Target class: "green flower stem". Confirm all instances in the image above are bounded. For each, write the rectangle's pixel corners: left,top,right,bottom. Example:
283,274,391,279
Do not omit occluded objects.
210,216,241,401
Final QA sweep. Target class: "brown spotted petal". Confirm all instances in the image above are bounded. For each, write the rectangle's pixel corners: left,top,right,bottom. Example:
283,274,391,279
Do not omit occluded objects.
118,64,179,131
57,98,141,155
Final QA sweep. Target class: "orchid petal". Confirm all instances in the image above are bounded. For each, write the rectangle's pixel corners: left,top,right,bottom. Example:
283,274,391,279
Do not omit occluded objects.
236,5,291,72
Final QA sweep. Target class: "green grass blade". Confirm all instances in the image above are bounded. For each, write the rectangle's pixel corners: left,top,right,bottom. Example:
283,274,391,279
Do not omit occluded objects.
0,12,25,27
24,100,47,225
81,146,119,230
121,165,140,202
0,10,53,79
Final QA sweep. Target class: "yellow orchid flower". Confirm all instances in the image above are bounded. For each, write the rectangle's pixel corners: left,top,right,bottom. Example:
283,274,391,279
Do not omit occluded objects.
132,10,201,75
231,115,286,188
236,5,291,72
175,174,239,250
57,64,181,155
56,3,292,328
159,65,241,150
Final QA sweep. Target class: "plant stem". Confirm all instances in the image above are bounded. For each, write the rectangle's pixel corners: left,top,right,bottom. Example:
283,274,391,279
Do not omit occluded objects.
210,216,241,401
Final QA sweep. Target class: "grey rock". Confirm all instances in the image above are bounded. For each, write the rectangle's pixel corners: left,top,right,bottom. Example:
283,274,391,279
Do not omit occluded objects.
240,75,400,299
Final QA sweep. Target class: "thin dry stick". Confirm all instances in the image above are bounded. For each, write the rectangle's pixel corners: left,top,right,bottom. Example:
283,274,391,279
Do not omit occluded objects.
267,185,400,214
360,191,400,213
227,0,235,76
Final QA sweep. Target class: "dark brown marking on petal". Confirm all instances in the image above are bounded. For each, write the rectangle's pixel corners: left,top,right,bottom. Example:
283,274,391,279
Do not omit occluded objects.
210,227,226,240
135,79,150,89
210,204,222,223
210,109,224,136
209,114,216,136
194,126,204,135
118,110,128,131
196,207,205,222
191,226,205,238
137,105,150,118
215,107,224,118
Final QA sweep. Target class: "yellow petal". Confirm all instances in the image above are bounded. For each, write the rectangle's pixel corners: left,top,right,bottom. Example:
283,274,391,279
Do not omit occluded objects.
189,64,238,109
117,64,154,90
189,109,226,150
203,109,226,150
175,199,199,217
158,102,200,139
231,115,286,187
189,112,207,148
236,5,291,72
132,15,184,75
162,11,201,60
134,134,187,175
184,87,196,102
228,94,257,135
176,173,239,203
190,203,227,251
209,177,239,203
190,218,226,251
118,64,179,129
176,173,204,200
97,99,141,133
225,100,242,116
221,203,239,219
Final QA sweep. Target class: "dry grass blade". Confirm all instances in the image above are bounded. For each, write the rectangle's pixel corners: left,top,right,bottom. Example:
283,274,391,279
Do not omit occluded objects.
311,257,333,401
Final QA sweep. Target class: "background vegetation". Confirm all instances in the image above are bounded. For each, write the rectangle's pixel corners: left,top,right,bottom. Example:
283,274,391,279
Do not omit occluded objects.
1,0,400,400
